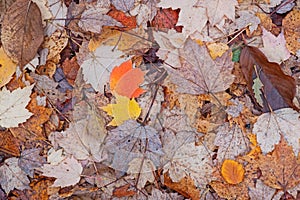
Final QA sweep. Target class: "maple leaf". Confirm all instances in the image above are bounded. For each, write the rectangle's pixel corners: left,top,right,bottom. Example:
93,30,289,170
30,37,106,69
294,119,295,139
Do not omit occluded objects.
195,0,238,26
101,94,141,126
104,120,163,172
257,139,300,190
253,108,300,155
45,0,67,36
248,180,276,199
0,157,30,193
260,28,291,64
110,60,145,98
0,85,34,128
111,0,135,12
167,37,235,95
42,156,83,188
80,45,129,92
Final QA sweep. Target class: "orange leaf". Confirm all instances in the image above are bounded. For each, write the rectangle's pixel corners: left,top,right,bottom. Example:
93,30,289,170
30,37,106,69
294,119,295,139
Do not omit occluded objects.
221,160,244,184
110,60,145,98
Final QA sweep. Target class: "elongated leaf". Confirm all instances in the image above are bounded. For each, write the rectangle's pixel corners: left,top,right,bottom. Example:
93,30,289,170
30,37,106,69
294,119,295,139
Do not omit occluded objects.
240,45,297,112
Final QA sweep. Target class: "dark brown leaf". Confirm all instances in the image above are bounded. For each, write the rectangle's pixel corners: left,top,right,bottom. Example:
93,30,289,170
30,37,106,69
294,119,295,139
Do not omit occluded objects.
1,0,44,67
240,45,297,112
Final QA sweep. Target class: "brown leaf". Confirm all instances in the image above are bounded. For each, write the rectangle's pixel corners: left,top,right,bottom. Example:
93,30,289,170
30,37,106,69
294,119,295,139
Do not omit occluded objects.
112,184,136,198
240,45,297,112
0,130,21,157
1,0,44,67
151,8,182,32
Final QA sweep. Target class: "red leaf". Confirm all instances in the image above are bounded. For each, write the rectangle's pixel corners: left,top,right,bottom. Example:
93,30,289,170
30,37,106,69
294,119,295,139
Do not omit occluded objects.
151,8,182,32
110,60,145,98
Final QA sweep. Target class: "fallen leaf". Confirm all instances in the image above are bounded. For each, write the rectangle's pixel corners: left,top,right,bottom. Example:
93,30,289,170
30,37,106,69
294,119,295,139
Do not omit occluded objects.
111,0,134,12
18,148,46,178
0,130,21,157
42,156,83,188
78,3,123,34
101,95,141,126
207,42,229,59
257,139,300,190
0,157,30,193
149,188,185,200
167,37,235,95
107,6,137,29
49,100,107,162
163,142,213,188
260,28,291,64
61,57,80,85
221,159,245,184
0,85,34,128
80,45,129,92
240,45,297,112
0,47,16,88
110,60,145,98
282,9,300,55
127,158,156,189
1,0,44,67
164,173,200,200
112,184,136,198
195,0,238,26
253,108,300,155
104,120,163,172
130,0,158,26
151,8,181,32
214,123,250,161
45,0,68,36
158,0,207,36
248,180,276,199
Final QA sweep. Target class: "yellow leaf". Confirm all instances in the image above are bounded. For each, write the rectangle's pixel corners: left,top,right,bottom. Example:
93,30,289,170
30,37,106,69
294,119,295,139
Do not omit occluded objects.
207,42,229,59
101,94,141,126
0,47,17,88
221,160,245,184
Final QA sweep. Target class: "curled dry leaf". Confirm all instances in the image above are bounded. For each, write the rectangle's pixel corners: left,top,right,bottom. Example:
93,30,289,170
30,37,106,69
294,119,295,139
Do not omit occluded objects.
1,0,44,67
240,45,297,112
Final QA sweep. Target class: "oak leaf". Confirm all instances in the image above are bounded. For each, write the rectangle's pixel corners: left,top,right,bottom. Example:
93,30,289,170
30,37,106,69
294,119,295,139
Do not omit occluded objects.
110,60,145,98
221,159,245,185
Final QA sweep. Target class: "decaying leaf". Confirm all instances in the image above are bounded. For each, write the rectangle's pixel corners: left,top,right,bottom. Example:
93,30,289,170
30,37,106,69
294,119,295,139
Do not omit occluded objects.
1,0,44,67
257,139,300,190
0,85,34,128
248,180,276,199
253,108,300,155
240,45,297,112
110,60,145,98
167,37,235,95
104,120,163,172
127,158,156,189
221,159,245,184
101,94,141,126
214,123,250,161
42,156,83,188
282,9,300,55
0,157,30,193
